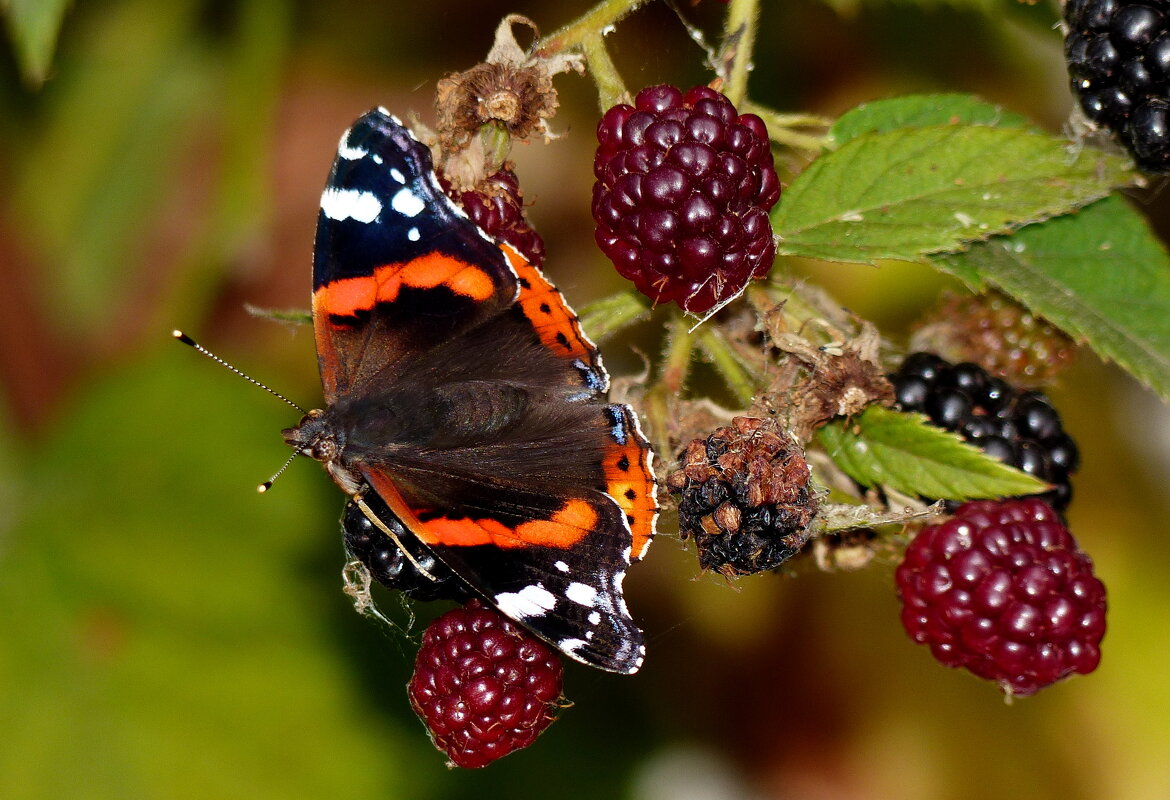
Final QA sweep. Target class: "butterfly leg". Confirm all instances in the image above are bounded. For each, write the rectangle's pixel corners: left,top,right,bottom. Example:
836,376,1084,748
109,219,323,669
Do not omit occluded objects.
353,490,441,583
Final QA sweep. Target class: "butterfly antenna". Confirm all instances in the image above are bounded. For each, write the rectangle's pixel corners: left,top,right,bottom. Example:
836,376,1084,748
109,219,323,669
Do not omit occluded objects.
173,330,306,414
257,449,299,493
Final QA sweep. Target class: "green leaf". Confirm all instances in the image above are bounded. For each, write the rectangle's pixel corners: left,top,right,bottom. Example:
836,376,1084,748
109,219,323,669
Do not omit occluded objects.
1,0,71,85
829,93,1029,146
933,195,1170,401
772,125,1132,264
817,405,1050,500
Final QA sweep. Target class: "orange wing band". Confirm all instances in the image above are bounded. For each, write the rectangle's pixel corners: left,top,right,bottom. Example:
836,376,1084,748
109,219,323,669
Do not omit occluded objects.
314,253,497,319
361,469,597,551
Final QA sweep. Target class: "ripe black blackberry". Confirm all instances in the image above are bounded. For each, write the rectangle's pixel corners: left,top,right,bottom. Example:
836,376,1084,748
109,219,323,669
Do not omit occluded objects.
592,84,780,313
408,598,564,768
1064,0,1170,171
896,498,1107,696
442,167,546,267
891,353,1079,511
342,492,472,603
666,417,817,576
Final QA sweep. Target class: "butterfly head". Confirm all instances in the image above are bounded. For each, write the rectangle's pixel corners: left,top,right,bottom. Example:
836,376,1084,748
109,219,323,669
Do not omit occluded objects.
282,408,363,495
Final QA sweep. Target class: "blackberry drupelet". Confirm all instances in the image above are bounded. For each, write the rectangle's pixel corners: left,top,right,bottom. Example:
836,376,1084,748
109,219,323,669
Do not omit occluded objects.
408,598,564,768
891,353,1079,511
1064,0,1170,171
342,492,473,603
592,85,780,313
667,417,817,576
896,498,1107,696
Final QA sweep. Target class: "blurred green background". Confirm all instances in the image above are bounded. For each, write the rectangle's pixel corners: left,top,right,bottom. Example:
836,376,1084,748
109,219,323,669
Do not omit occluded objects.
2,1,1169,798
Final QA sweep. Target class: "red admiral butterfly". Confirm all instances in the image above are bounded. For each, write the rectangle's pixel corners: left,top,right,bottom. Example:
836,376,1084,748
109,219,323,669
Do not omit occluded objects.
283,109,657,674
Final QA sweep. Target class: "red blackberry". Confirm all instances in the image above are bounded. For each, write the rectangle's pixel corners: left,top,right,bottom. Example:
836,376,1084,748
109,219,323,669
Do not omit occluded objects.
592,85,780,313
408,599,564,768
342,493,472,603
442,168,546,266
896,498,1107,696
1064,0,1170,171
891,353,1079,511
666,417,817,576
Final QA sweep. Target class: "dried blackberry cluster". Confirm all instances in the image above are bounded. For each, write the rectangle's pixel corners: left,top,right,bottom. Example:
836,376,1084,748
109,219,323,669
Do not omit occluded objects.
592,84,780,312
891,353,1079,511
667,417,817,576
408,599,564,768
896,498,1107,696
342,493,472,603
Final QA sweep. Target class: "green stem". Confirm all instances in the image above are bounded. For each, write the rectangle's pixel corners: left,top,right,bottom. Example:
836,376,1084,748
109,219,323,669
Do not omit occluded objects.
644,311,696,460
658,311,696,394
580,32,629,111
536,0,653,56
721,0,760,107
697,326,760,407
743,102,832,153
578,289,652,343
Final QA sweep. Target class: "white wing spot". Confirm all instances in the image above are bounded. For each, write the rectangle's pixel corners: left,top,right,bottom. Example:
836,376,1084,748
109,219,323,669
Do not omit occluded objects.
391,187,425,217
554,560,570,573
565,582,599,608
320,188,382,223
559,638,590,655
337,135,367,161
588,611,602,625
407,227,421,242
389,167,406,183
495,585,557,620
371,153,383,164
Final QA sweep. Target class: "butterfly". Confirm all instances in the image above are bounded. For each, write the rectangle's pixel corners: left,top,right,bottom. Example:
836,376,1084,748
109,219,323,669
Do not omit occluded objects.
282,109,657,674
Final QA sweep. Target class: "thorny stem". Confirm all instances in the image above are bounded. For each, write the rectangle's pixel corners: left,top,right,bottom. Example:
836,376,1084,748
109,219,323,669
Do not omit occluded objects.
536,0,654,57
696,326,760,408
720,0,760,107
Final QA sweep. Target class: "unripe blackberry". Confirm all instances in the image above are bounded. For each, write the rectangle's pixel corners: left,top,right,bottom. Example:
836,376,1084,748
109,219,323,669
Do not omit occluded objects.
1064,0,1170,171
443,168,546,266
667,417,817,576
592,85,780,313
408,599,564,768
911,291,1077,387
342,493,472,603
896,498,1107,696
891,353,1079,511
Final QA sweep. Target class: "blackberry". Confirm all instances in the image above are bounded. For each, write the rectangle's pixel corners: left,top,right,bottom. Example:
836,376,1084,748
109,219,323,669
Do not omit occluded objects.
666,417,817,576
891,353,1079,511
896,498,1107,696
408,598,564,768
1064,0,1170,171
911,291,1077,387
442,167,546,267
592,85,780,313
342,492,472,603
